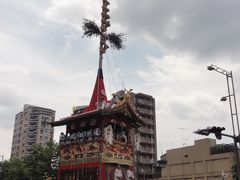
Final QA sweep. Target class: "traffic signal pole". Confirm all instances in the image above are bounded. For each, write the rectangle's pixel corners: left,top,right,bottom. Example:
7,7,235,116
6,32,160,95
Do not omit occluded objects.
233,137,240,178
194,127,240,178
224,132,240,178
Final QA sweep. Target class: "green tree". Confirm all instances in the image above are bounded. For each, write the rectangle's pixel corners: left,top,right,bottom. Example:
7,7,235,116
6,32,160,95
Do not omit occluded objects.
2,158,30,180
232,162,239,180
24,141,60,180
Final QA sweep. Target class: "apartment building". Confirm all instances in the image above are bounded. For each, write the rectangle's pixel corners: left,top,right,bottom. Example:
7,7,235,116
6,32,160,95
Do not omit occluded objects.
131,93,157,179
11,104,55,159
160,138,235,180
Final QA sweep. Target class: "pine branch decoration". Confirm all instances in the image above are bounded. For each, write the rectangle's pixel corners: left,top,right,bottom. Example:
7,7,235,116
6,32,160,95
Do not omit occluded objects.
107,33,125,50
82,19,101,38
82,19,126,50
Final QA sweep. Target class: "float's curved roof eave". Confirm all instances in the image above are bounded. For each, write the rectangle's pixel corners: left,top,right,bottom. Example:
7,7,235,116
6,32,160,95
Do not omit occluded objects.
50,101,146,127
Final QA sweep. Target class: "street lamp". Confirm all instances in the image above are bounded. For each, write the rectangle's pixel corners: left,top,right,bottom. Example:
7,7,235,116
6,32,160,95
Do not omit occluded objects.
207,64,240,177
207,64,240,137
220,94,235,102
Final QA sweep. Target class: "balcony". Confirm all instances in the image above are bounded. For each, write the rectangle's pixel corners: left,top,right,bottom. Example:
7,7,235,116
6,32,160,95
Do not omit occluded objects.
26,145,34,151
142,118,155,125
29,121,37,126
138,158,155,164
28,126,37,131
30,115,38,119
136,108,154,116
147,120,155,125
27,137,36,141
140,137,155,144
138,167,155,175
27,142,34,147
139,147,155,154
138,127,154,134
136,99,154,107
27,131,36,136
146,169,155,175
136,99,146,104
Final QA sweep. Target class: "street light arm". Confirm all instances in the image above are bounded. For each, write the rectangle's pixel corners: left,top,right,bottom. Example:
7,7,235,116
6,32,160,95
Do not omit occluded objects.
207,64,231,76
194,127,236,139
221,132,235,139
207,64,239,135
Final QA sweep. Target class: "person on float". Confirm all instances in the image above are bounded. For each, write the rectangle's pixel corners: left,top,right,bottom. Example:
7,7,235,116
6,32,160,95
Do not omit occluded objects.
125,166,135,180
114,164,123,180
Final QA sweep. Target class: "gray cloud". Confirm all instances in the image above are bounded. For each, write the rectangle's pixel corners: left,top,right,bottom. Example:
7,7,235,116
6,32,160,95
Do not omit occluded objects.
0,88,27,129
113,0,240,59
34,0,240,60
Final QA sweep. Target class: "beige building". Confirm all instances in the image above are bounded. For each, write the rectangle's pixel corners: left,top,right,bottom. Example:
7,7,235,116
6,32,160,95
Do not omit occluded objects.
160,138,235,180
132,93,157,179
11,104,55,159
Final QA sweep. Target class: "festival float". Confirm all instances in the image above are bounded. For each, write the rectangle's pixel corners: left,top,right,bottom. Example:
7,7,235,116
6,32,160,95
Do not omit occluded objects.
51,0,144,179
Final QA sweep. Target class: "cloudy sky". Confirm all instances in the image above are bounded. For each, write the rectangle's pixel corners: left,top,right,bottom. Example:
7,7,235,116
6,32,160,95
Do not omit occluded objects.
1,0,240,160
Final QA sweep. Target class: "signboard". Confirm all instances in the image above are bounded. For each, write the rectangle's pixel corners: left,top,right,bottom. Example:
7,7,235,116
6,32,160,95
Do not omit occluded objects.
60,141,100,164
102,141,133,166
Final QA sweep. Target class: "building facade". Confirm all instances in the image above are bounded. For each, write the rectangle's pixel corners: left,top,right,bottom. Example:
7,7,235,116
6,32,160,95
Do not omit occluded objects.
11,104,55,159
160,138,235,180
132,93,157,179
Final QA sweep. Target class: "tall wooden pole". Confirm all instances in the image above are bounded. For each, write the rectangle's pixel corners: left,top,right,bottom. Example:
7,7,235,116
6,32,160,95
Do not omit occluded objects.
99,0,110,69
99,1,110,178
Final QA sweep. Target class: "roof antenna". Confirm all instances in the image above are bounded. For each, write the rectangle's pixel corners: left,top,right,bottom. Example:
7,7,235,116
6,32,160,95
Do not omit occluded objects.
178,128,190,147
